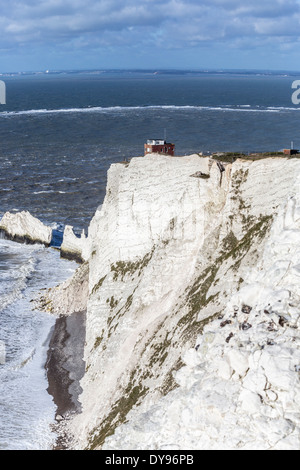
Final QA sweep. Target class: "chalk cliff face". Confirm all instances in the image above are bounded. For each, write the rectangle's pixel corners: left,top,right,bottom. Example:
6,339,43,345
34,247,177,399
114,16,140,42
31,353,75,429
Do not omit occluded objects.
103,185,300,450
60,225,87,263
47,154,300,450
0,210,52,246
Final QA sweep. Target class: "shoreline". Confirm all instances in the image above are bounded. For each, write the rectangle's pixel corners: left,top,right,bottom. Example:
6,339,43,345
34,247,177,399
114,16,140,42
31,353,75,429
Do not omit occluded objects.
45,311,86,450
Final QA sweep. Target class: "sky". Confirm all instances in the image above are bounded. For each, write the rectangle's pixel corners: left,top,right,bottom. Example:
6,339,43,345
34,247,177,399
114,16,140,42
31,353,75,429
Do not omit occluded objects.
1,0,300,73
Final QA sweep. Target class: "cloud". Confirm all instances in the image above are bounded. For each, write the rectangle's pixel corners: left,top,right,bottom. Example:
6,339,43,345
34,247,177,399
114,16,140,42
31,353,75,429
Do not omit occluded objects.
1,0,300,67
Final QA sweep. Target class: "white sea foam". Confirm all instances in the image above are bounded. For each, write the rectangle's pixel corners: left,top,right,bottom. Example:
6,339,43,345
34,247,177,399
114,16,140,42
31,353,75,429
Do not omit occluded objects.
0,239,77,450
0,104,297,118
0,247,36,312
33,190,56,194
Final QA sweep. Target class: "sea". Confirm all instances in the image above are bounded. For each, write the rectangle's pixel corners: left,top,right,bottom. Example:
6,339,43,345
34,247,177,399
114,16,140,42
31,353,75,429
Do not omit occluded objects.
0,68,300,449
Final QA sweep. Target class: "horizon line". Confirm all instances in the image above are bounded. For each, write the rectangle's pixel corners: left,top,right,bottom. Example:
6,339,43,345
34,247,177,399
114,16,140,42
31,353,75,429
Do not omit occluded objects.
1,67,300,76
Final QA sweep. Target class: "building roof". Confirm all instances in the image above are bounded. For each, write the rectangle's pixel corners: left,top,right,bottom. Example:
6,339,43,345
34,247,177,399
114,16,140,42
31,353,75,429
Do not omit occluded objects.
146,139,166,145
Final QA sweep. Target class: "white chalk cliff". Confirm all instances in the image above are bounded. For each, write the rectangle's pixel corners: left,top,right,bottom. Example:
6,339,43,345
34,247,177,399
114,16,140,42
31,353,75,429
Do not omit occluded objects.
60,225,87,262
44,154,300,450
0,210,52,246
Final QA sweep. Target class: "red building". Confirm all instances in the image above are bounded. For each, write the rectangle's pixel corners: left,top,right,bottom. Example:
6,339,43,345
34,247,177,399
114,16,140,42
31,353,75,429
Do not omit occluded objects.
284,148,299,156
144,139,175,156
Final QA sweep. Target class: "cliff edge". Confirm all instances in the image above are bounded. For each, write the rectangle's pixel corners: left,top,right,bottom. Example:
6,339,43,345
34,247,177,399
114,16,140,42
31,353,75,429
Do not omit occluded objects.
42,154,300,450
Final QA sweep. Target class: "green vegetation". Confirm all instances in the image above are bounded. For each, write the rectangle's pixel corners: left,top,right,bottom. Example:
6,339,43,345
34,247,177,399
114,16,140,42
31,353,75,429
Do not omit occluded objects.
211,151,294,164
176,214,273,342
87,322,187,448
86,199,274,450
159,357,185,396
245,152,286,161
91,275,107,295
93,330,105,350
91,249,154,311
87,372,149,450
124,293,134,311
259,151,285,156
230,168,252,213
109,296,119,309
110,248,154,281
212,152,246,163
148,332,172,368
232,168,249,187
221,230,238,253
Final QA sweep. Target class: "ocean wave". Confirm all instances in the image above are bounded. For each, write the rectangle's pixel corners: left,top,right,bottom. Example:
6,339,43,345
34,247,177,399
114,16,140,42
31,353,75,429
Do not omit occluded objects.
0,246,37,313
0,104,299,117
33,190,55,194
12,348,36,371
0,266,34,312
0,236,77,450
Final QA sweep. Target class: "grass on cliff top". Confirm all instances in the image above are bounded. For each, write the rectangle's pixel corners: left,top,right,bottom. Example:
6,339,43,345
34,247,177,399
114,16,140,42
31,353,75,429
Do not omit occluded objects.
211,151,292,163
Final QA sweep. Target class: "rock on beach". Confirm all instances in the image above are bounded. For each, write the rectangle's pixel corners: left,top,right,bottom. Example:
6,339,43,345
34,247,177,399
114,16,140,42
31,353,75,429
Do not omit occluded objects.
0,211,52,246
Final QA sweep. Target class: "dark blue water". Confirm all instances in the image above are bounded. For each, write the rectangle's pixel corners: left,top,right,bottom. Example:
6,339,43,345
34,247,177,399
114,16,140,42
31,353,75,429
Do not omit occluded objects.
0,70,300,232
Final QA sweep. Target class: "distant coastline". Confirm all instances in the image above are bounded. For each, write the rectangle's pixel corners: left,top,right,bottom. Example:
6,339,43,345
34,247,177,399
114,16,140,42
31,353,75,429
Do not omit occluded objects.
1,68,300,78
